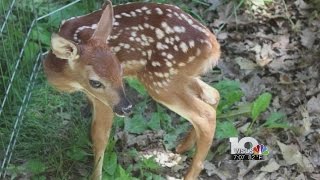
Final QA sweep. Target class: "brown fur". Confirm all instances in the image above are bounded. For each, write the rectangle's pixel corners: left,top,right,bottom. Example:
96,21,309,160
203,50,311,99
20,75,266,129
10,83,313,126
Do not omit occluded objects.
43,1,221,180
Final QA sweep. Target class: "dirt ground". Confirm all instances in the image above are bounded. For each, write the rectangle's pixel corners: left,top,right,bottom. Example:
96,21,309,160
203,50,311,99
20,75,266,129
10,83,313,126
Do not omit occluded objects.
204,0,319,179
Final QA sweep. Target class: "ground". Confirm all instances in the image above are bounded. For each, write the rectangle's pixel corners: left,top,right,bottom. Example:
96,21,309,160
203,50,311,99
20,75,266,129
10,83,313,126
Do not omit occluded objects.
123,0,320,179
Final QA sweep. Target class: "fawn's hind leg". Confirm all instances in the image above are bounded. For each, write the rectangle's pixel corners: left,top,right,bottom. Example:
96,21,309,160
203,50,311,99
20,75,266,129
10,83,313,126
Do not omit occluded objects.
147,77,217,179
176,78,220,154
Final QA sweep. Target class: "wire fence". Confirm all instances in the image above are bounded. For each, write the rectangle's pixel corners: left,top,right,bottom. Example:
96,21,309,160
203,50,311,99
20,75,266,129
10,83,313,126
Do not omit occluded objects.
0,0,135,178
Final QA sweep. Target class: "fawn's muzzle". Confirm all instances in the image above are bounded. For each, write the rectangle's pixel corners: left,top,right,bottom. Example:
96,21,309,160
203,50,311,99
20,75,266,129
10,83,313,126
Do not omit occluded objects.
113,90,132,117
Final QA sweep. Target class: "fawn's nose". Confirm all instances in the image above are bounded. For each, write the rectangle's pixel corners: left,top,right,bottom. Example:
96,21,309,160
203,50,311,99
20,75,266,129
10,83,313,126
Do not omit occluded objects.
113,99,132,117
113,90,132,117
121,103,132,114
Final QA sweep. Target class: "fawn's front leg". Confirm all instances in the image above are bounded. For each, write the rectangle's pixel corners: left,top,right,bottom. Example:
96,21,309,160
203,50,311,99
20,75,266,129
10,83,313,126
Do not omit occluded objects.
90,97,113,180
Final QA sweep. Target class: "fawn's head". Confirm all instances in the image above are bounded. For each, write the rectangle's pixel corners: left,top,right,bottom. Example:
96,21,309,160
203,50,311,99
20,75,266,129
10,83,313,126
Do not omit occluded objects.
50,1,131,116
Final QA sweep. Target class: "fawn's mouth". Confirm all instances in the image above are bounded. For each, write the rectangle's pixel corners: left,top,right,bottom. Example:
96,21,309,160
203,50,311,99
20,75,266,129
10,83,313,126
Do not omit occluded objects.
113,104,132,117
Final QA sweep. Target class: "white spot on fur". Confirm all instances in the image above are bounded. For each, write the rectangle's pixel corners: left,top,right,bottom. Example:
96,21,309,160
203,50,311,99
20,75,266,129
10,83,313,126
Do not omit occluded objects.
152,61,161,67
173,45,179,51
167,54,173,59
161,22,174,34
130,11,137,17
147,50,152,59
155,28,165,39
112,46,121,53
135,9,142,13
124,44,130,49
156,42,169,50
155,8,163,15
144,23,150,28
131,31,137,37
189,40,195,48
174,35,180,42
135,37,141,42
173,26,186,33
121,12,131,17
169,68,178,75
179,42,188,53
166,61,173,67
166,13,173,18
188,56,196,62
178,62,186,67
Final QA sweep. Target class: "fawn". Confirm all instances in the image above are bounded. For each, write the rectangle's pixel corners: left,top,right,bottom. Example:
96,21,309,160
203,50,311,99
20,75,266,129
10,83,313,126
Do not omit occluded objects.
43,1,220,179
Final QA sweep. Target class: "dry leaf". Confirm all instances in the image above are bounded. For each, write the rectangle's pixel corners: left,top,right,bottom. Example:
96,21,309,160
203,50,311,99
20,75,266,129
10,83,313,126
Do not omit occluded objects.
277,141,301,165
141,150,186,168
277,141,314,172
307,95,320,114
294,0,310,10
203,161,216,176
235,57,258,70
251,0,266,7
217,32,228,40
257,43,273,66
273,35,290,49
260,158,280,172
300,106,312,135
166,176,181,180
300,28,316,49
295,173,306,180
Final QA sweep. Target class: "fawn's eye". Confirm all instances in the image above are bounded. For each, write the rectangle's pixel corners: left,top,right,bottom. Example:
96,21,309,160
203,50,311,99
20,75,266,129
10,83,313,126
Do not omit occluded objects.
89,80,103,88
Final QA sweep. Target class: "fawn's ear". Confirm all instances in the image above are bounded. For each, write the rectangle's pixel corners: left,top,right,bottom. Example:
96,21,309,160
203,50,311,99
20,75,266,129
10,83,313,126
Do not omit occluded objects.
92,0,114,39
51,33,79,61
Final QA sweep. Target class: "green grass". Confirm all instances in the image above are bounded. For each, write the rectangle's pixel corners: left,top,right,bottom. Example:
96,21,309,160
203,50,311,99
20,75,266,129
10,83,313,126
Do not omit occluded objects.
0,0,291,179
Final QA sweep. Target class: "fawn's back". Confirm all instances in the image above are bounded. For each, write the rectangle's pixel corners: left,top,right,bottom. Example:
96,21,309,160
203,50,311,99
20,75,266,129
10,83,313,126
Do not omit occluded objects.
55,3,220,93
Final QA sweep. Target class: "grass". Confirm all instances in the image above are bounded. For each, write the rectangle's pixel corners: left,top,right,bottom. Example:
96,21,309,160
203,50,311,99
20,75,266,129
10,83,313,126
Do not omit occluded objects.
0,0,291,179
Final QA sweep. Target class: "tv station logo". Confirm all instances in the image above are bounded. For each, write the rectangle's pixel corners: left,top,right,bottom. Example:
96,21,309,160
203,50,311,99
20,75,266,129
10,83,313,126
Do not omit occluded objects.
229,137,269,160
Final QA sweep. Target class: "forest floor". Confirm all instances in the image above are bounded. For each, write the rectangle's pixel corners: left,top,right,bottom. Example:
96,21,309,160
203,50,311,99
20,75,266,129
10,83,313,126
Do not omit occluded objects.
121,0,320,179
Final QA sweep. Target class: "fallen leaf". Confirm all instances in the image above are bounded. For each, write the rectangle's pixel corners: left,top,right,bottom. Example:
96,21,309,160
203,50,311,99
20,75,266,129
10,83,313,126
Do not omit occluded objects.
203,161,229,180
272,35,290,49
166,176,181,180
260,158,280,172
251,0,266,7
295,173,306,180
257,43,273,66
235,57,258,70
300,106,312,135
203,161,216,176
307,95,320,114
294,0,310,10
277,141,301,165
300,28,316,49
217,32,228,40
141,150,186,168
311,174,320,180
277,141,314,172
